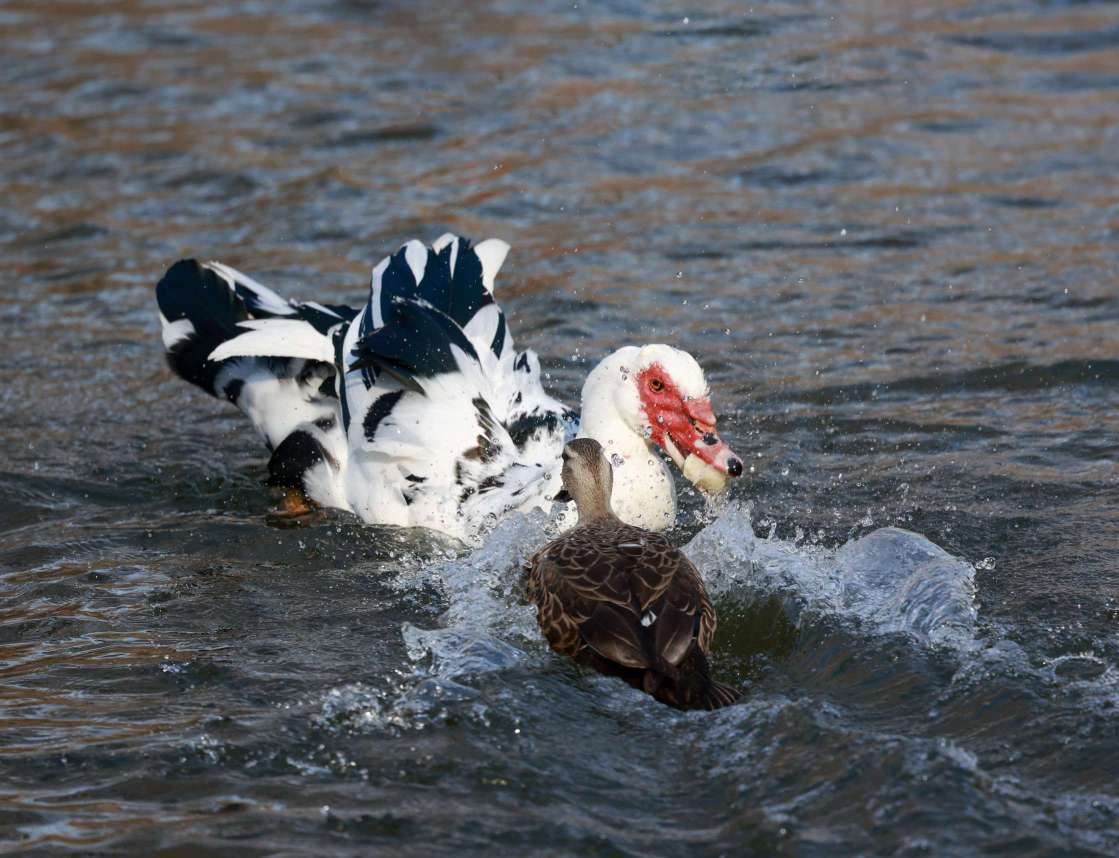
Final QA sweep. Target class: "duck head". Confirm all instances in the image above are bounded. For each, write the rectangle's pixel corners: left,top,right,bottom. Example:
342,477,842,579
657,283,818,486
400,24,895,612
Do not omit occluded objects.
580,345,743,493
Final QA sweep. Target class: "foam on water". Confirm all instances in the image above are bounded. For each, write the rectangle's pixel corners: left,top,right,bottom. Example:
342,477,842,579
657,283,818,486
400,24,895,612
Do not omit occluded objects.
686,502,979,649
944,635,1119,716
334,494,1114,839
317,677,489,735
313,514,557,732
398,512,551,679
385,501,981,713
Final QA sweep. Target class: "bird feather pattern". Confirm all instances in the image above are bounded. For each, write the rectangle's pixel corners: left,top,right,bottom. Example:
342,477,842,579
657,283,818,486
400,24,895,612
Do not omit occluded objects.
525,514,735,710
156,235,579,538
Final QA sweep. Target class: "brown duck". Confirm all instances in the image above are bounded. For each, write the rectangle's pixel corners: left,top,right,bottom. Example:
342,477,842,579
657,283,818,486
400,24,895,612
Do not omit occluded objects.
524,438,739,710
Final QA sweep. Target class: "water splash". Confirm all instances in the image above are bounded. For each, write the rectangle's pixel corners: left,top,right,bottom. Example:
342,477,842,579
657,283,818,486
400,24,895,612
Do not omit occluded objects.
398,512,549,679
317,678,488,735
685,502,978,649
389,500,984,716
384,500,983,727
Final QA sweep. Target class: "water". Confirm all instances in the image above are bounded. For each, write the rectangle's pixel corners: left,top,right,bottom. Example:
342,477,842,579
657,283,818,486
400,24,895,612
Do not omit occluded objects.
2,0,1118,853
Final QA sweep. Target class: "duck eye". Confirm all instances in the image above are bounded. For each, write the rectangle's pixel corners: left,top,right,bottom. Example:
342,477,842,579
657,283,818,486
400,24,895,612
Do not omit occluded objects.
648,377,664,393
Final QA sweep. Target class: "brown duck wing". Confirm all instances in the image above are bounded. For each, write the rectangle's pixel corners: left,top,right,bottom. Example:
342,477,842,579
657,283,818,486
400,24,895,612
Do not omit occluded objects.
527,522,651,662
651,598,700,667
579,602,651,668
532,569,584,657
674,552,718,655
528,521,716,669
604,523,716,657
631,533,717,666
556,523,680,609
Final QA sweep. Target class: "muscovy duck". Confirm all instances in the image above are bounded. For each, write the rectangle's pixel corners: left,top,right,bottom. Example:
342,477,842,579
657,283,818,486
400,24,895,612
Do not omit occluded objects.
155,235,742,539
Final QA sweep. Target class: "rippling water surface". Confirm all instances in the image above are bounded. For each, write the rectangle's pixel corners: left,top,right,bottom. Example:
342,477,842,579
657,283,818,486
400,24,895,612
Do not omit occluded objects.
2,1,1118,854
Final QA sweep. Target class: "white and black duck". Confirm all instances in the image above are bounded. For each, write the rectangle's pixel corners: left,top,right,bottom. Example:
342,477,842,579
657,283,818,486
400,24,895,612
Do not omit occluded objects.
155,235,743,540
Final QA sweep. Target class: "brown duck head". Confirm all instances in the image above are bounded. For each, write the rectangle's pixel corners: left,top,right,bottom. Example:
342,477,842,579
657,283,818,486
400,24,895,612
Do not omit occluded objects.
560,438,615,522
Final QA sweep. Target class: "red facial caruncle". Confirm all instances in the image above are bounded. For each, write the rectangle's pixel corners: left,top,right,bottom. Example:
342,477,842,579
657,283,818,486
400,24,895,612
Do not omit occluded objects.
635,362,743,477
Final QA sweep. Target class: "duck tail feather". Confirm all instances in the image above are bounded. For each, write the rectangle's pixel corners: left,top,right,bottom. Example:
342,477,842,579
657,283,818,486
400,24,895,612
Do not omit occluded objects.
156,259,351,396
351,294,480,391
208,319,335,364
368,236,510,359
156,259,252,395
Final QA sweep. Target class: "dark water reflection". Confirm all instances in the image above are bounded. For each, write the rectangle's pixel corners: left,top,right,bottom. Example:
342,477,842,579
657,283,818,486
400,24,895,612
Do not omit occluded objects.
2,0,1118,854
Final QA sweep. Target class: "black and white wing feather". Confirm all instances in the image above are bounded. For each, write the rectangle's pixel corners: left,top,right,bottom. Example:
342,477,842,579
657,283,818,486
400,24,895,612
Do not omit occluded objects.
155,260,355,508
340,235,576,536
156,236,575,536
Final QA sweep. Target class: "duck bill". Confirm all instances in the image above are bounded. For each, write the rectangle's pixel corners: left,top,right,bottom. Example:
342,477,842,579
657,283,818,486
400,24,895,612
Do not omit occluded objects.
656,396,744,485
664,426,741,474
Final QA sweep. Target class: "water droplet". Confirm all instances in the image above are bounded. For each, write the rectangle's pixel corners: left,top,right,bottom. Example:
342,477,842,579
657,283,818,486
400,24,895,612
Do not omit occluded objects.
641,610,657,627
610,453,624,467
